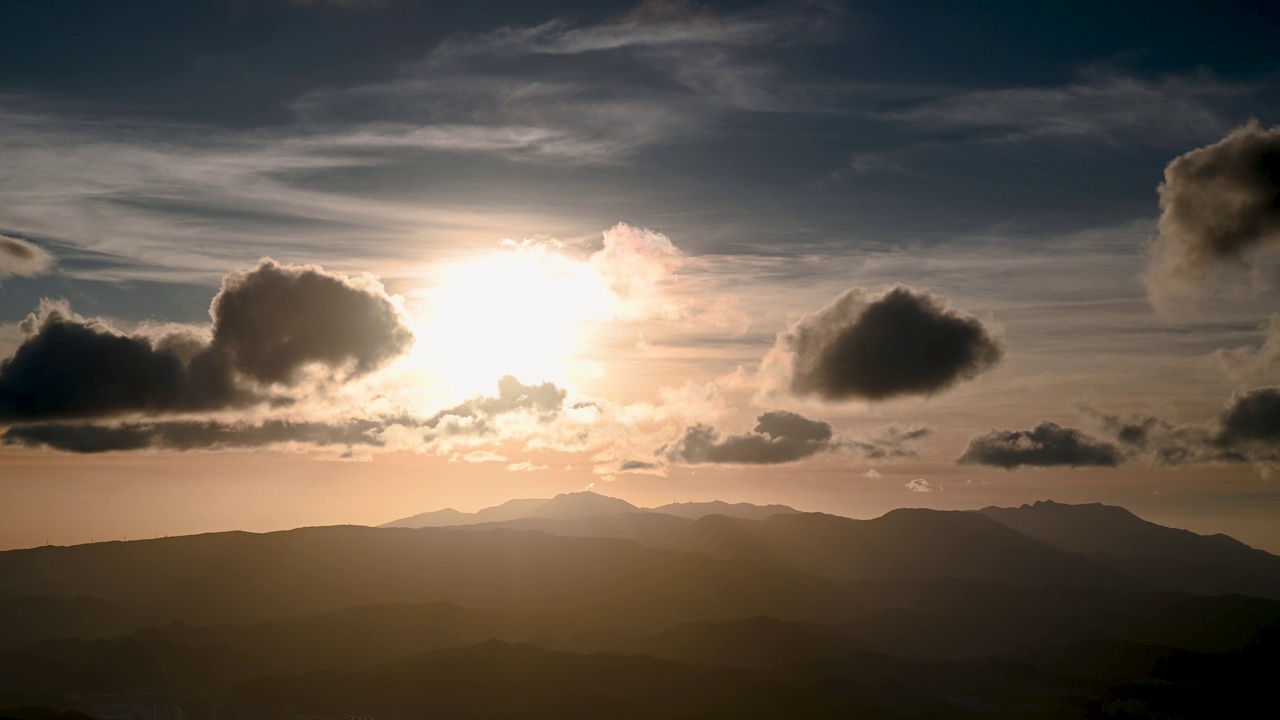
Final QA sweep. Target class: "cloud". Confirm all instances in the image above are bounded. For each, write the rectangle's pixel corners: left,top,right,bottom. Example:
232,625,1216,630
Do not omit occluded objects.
659,410,926,466
507,460,549,472
1,418,387,454
862,468,882,479
1145,121,1280,310
957,421,1123,469
290,1,839,164
590,223,685,319
1084,386,1280,471
208,260,413,385
0,260,412,422
619,459,664,471
0,235,55,278
889,70,1237,144
848,423,931,460
905,478,932,492
425,376,566,430
769,285,1003,401
1216,386,1280,445
664,410,838,465
1213,314,1280,381
457,451,508,463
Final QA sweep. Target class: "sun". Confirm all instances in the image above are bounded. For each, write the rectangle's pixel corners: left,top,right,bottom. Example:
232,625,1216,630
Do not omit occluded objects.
406,243,616,399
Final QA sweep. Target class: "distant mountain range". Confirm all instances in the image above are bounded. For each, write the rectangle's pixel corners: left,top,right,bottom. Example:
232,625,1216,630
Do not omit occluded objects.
1,493,1277,718
380,490,802,527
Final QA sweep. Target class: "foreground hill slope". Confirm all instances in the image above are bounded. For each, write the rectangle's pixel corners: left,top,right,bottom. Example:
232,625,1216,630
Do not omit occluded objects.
0,526,834,628
465,509,1126,588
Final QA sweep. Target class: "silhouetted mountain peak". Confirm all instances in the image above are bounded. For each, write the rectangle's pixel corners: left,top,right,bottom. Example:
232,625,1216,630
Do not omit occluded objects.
654,500,800,521
529,491,638,519
978,500,1280,583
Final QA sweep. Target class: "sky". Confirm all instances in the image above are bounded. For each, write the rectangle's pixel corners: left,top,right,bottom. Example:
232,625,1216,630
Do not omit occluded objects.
3,0,1280,551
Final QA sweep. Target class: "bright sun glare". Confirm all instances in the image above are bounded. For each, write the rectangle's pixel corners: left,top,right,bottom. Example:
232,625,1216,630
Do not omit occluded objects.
408,243,616,398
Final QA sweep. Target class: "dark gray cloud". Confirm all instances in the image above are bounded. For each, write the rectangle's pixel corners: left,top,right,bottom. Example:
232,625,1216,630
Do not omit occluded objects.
665,410,837,465
207,260,412,385
619,459,663,471
850,423,931,460
425,375,567,430
0,235,55,278
1084,387,1280,469
661,413,928,467
957,421,1123,469
1216,386,1280,445
780,285,1003,401
2,419,387,454
1146,121,1280,309
0,260,412,422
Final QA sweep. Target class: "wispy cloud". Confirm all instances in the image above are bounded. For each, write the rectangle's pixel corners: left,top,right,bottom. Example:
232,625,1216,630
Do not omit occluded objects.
886,69,1245,144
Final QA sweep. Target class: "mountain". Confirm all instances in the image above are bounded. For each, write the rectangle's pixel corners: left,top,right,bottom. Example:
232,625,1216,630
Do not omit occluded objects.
462,509,1126,588
4,497,1280,717
0,595,143,651
380,498,548,528
651,500,801,521
525,491,639,519
0,524,837,630
380,492,798,528
443,498,1280,598
979,500,1280,597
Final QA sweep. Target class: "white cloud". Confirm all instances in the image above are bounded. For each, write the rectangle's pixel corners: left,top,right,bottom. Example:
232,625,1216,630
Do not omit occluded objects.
0,234,55,278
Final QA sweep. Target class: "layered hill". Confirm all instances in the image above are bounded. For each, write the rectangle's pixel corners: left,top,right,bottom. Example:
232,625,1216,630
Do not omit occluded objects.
3,495,1279,718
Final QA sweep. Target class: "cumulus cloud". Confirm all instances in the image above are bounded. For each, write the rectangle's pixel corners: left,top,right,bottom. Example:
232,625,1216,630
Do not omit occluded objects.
1212,314,1280,381
1,418,387,454
208,260,412,385
862,468,882,479
590,223,685,320
1216,386,1280,445
0,235,55,278
664,410,838,465
660,410,926,466
0,260,412,422
1145,121,1280,310
1084,386,1280,471
768,285,1003,401
905,478,932,493
425,375,566,431
957,421,1123,469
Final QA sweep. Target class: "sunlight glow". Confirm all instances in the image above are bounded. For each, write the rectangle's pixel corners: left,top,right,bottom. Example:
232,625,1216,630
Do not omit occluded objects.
409,242,616,397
